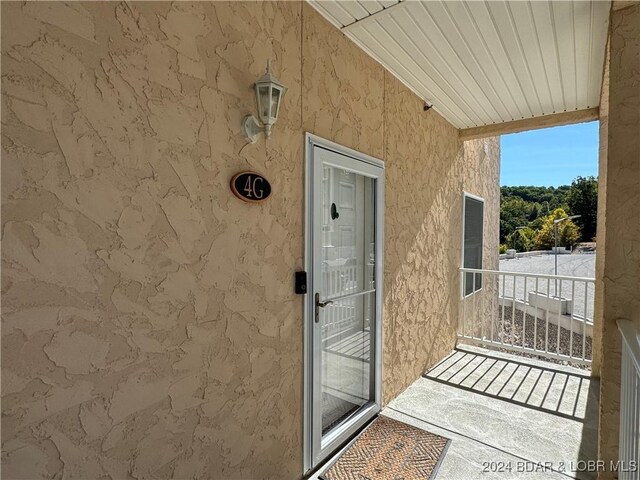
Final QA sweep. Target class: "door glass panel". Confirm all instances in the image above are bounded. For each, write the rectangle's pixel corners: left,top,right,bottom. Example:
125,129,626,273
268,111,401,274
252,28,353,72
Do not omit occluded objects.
319,167,376,436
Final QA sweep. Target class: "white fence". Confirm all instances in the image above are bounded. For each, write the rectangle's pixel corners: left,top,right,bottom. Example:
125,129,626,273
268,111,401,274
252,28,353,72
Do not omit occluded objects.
459,268,595,366
618,319,640,479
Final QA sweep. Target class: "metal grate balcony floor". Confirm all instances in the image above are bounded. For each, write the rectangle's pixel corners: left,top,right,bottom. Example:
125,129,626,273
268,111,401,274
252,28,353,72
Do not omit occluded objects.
383,344,599,480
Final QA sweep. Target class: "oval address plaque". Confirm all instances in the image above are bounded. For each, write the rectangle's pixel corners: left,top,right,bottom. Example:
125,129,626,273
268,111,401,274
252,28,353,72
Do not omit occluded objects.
230,171,271,203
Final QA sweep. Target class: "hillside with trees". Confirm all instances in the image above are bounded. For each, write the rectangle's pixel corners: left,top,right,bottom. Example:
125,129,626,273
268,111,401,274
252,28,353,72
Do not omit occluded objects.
500,176,598,252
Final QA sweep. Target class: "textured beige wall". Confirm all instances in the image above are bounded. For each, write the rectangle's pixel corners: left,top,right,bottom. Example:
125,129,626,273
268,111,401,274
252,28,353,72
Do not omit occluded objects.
596,4,640,477
465,139,501,275
2,2,304,478
592,33,610,380
458,140,501,342
381,73,500,400
382,75,464,400
301,4,384,160
1,2,500,478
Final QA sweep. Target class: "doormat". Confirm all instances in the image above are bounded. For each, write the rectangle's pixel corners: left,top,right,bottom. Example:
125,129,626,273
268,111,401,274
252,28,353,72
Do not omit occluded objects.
320,416,450,480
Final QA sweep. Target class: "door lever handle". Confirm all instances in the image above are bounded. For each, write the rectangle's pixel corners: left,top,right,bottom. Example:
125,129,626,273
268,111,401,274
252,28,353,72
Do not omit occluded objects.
314,293,334,323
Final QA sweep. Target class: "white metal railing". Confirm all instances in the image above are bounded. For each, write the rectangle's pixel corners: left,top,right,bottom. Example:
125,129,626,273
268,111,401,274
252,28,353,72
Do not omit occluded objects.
458,268,595,366
618,319,640,479
322,264,358,342
321,262,375,345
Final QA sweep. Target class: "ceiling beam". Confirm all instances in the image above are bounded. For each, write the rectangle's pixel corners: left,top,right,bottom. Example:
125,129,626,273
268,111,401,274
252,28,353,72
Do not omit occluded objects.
342,1,407,32
458,108,600,140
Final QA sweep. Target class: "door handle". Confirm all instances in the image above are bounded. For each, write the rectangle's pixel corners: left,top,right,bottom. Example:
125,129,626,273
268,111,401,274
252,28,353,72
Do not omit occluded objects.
315,293,334,323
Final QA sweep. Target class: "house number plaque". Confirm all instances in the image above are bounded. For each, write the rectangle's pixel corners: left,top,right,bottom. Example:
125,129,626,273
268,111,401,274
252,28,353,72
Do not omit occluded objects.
230,171,271,203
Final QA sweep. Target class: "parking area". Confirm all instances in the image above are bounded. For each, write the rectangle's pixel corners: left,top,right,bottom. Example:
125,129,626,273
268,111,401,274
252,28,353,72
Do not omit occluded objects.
500,253,596,279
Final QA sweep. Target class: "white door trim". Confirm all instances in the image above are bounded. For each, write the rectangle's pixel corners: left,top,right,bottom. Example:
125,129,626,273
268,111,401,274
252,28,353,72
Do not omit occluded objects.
303,133,384,473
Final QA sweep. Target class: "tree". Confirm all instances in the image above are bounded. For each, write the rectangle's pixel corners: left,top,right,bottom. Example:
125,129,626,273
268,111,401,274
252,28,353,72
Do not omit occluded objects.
506,227,535,252
501,185,570,209
529,216,545,231
566,176,598,241
499,197,529,242
534,208,581,250
500,186,571,242
528,203,540,222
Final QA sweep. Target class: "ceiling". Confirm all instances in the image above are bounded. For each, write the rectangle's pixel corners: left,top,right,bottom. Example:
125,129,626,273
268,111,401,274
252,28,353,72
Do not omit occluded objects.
308,0,611,130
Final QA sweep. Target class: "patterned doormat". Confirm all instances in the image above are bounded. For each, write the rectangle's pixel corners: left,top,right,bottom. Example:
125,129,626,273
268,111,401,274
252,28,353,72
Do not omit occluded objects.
320,416,450,480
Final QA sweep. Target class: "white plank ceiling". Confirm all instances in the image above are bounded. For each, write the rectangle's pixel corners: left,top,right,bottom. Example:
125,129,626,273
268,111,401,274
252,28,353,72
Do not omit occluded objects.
308,0,610,130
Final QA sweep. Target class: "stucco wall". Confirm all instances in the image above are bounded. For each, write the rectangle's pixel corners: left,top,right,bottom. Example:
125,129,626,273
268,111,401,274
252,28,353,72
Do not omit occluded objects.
1,2,499,478
465,139,501,276
457,140,502,344
381,77,500,400
596,4,640,477
592,32,610,380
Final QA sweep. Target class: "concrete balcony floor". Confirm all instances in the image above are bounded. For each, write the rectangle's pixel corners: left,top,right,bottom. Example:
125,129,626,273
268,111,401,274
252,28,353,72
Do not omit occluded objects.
383,344,599,480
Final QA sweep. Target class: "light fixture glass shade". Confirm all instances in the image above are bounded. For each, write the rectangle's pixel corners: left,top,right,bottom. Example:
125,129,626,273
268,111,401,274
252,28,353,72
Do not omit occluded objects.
243,61,288,142
257,84,270,121
270,88,281,120
254,62,287,135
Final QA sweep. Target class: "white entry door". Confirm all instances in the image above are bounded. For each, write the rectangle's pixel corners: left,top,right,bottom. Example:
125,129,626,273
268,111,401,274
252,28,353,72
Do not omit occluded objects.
304,134,384,472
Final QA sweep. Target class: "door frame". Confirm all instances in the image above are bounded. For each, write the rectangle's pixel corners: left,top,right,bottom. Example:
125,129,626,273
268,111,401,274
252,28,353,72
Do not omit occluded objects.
303,133,385,473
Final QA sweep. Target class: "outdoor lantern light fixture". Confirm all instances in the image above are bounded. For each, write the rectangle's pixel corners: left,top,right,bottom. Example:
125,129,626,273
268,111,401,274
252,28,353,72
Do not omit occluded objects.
243,60,288,143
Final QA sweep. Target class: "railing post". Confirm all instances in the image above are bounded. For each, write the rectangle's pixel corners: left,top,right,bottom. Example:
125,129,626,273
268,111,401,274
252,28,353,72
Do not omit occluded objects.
570,280,575,359
511,274,516,347
556,279,562,357
500,273,506,345
545,277,550,355
534,277,539,351
462,272,466,338
582,281,588,362
522,275,527,351
472,273,476,338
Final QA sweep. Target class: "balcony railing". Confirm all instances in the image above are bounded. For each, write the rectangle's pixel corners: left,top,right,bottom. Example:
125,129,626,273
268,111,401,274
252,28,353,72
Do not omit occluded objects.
617,319,640,479
458,268,595,366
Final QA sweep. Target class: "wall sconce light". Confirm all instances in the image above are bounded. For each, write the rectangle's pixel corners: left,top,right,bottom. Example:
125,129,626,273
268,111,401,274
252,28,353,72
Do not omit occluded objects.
243,60,288,143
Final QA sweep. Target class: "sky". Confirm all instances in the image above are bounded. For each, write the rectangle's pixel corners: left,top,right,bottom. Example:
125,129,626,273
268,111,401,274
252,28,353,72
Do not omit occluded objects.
500,121,599,187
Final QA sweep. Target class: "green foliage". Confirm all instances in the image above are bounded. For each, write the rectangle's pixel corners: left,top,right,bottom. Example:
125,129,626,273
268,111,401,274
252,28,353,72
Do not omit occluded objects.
500,197,529,242
499,244,508,254
566,176,598,241
529,216,545,231
500,179,597,248
506,227,535,252
528,203,540,222
501,185,570,208
533,208,581,250
500,185,570,242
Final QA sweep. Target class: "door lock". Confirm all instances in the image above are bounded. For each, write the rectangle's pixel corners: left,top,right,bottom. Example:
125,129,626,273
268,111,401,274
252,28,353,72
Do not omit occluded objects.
315,293,334,323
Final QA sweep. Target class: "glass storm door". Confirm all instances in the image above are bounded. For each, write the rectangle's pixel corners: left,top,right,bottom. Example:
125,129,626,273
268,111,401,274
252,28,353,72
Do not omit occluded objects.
305,135,384,471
